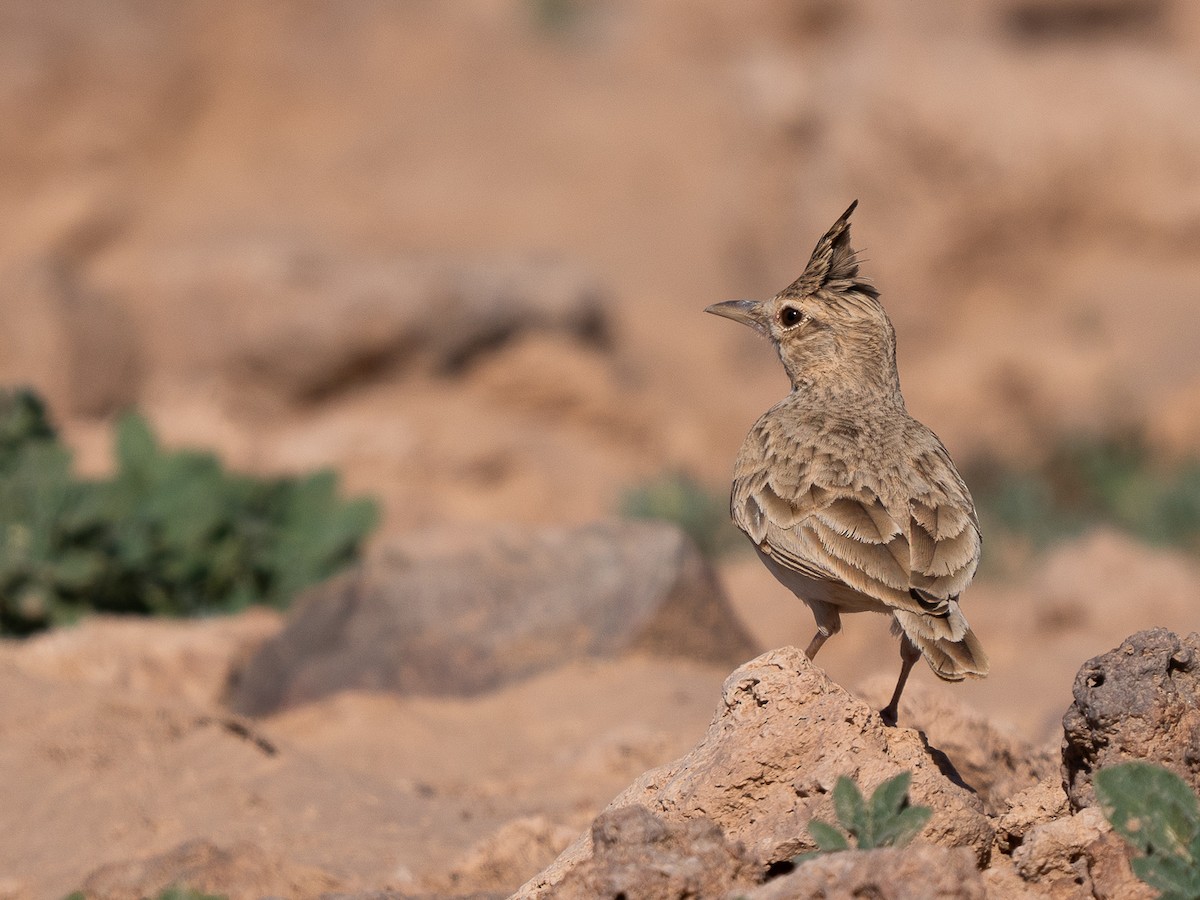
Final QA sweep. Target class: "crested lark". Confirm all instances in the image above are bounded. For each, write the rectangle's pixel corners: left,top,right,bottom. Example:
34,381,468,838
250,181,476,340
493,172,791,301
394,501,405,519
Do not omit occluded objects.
706,201,987,725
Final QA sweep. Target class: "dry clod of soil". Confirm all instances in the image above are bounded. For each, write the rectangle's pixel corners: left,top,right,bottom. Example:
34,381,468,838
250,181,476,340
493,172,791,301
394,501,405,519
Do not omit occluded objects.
141,247,609,408
744,844,986,900
549,805,760,900
229,520,756,715
1008,807,1152,900
992,776,1070,856
517,646,993,897
863,678,1057,816
79,838,344,900
1061,627,1200,810
425,816,578,897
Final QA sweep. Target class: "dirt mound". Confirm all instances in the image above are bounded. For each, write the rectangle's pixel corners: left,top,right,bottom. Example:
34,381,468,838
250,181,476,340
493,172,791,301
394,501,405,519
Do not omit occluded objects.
79,839,343,900
0,611,733,897
2,2,1200,897
520,630,1200,898
748,845,987,900
518,646,993,897
1063,627,1200,809
857,676,1056,817
551,806,759,900
1,607,1192,897
229,520,755,715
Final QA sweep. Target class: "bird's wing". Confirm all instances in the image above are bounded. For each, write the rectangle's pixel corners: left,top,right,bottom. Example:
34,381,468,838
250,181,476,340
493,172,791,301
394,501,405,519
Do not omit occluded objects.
732,439,980,615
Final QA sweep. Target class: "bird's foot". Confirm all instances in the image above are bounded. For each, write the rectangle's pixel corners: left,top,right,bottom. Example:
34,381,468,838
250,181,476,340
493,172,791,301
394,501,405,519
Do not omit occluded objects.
878,703,899,727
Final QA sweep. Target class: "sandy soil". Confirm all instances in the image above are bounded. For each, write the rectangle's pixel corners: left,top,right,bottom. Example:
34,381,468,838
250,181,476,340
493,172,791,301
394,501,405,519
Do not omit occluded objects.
2,0,1200,896
2,528,1197,896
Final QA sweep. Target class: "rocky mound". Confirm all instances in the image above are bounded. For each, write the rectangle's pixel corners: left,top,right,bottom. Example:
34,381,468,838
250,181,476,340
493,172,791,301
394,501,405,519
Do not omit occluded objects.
229,520,756,715
519,629,1200,899
2,555,1195,898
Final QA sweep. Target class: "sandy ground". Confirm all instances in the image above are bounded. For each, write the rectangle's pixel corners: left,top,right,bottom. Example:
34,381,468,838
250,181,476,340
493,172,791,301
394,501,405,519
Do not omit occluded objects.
2,529,1197,896
2,1,1200,896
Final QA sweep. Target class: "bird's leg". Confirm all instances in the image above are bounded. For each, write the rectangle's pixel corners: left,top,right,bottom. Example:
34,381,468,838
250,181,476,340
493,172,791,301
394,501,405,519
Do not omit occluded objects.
880,635,921,727
804,605,842,661
804,631,829,660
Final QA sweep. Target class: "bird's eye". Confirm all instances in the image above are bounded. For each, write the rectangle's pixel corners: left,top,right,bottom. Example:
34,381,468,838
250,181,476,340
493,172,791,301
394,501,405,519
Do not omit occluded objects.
779,306,804,327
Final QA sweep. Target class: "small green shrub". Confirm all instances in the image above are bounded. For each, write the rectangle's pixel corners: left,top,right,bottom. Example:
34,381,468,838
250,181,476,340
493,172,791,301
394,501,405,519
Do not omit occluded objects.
619,471,743,559
0,388,378,635
1095,762,1200,899
156,889,227,900
63,888,226,900
527,0,584,32
798,772,932,859
969,436,1200,557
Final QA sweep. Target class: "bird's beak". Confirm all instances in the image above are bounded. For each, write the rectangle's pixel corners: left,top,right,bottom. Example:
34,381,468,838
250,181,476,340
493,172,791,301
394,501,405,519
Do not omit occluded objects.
705,299,769,336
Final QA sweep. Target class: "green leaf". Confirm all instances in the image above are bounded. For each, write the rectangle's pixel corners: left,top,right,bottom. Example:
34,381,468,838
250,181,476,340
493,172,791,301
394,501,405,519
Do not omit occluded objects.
857,772,933,849
156,888,228,900
1097,762,1200,899
619,471,742,558
49,549,104,590
1133,853,1200,898
0,390,378,634
114,412,158,480
872,804,933,849
870,772,913,822
833,775,867,842
807,818,851,853
1096,763,1200,858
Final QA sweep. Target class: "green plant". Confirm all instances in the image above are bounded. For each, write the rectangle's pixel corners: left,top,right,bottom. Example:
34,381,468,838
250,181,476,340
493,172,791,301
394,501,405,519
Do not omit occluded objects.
1095,762,1200,899
968,436,1200,558
619,471,743,558
156,889,227,900
799,772,932,858
527,0,583,32
63,888,226,900
0,389,98,632
0,388,378,635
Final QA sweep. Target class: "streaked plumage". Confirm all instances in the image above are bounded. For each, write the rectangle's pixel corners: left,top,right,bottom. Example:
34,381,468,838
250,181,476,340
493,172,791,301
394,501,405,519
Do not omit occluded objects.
706,201,987,725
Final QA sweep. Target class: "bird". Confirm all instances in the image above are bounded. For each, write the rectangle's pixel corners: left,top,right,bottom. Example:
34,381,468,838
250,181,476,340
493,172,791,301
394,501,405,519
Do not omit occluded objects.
705,201,988,726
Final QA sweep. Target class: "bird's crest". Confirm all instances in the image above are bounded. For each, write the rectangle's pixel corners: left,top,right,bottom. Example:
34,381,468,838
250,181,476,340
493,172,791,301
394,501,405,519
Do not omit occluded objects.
783,200,878,302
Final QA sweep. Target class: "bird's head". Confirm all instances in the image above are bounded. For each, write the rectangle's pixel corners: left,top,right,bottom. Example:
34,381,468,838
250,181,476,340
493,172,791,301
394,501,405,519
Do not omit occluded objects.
705,201,901,400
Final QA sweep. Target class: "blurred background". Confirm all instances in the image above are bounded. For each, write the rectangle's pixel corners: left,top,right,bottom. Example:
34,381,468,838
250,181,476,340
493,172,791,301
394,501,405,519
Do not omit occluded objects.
3,0,1200,895
2,0,1200,722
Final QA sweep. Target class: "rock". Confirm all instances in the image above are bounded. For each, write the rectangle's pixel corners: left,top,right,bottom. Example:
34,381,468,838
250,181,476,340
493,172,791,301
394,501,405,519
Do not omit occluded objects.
1061,628,1200,810
517,647,993,897
993,777,1070,857
228,520,757,715
550,806,760,900
1009,808,1153,900
981,861,1051,899
428,817,578,897
1001,0,1168,42
1086,830,1157,900
862,678,1056,816
135,245,610,409
79,838,343,900
1011,808,1104,893
745,845,986,900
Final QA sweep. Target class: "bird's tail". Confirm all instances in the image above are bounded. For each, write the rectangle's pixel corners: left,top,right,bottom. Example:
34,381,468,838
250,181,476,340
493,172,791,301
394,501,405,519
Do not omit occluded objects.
892,605,989,682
